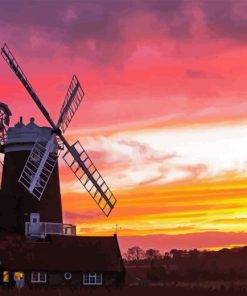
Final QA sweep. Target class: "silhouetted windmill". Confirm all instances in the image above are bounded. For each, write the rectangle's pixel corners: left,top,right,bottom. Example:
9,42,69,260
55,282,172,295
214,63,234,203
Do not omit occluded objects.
1,43,116,219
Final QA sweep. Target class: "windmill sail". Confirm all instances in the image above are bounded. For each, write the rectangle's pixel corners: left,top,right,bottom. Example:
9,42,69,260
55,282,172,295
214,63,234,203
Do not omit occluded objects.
19,135,58,200
63,141,116,216
57,75,84,133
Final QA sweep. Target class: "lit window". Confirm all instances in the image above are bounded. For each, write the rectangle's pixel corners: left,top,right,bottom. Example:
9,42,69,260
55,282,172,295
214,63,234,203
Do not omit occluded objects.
3,271,9,283
14,272,24,281
83,273,102,285
64,272,72,280
31,272,47,283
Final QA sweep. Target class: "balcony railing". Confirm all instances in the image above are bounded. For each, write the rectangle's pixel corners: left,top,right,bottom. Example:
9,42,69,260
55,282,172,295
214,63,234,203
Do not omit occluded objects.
25,222,76,237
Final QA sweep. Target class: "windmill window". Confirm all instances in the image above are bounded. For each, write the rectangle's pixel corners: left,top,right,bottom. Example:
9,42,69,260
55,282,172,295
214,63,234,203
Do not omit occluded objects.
31,272,47,283
83,273,102,285
64,272,72,280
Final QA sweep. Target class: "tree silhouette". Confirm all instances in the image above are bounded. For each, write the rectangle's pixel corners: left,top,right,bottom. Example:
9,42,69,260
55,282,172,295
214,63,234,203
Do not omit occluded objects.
126,246,145,261
145,248,161,260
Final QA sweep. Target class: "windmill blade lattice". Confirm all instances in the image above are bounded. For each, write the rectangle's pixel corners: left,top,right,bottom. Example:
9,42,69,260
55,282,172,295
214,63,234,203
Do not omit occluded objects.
19,135,58,200
63,141,116,216
57,75,84,133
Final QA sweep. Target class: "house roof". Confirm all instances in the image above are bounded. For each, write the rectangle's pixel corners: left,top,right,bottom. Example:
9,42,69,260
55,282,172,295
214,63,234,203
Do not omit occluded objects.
0,234,124,272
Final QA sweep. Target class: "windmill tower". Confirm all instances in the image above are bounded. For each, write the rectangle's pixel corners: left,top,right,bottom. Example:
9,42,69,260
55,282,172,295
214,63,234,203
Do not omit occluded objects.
0,117,63,233
0,44,116,236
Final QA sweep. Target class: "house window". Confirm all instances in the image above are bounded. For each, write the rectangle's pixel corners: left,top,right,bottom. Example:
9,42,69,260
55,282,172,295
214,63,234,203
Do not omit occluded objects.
39,272,46,282
14,272,24,281
31,272,47,283
3,271,9,283
83,273,102,285
64,272,72,280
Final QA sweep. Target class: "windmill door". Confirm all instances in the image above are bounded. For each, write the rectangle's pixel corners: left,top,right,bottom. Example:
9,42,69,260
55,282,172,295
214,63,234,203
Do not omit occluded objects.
29,213,41,235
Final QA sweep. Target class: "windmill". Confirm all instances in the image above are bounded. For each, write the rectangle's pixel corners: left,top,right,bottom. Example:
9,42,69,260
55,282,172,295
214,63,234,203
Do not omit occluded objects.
1,43,116,219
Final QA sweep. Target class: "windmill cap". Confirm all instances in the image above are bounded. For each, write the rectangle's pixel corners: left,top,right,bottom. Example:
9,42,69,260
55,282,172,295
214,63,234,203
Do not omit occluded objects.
5,117,53,153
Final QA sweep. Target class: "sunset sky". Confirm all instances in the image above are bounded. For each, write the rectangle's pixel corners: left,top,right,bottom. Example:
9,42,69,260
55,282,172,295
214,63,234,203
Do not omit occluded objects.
1,0,247,252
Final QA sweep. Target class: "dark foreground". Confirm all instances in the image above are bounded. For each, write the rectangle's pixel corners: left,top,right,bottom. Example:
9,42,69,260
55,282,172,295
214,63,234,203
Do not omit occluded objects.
2,286,247,296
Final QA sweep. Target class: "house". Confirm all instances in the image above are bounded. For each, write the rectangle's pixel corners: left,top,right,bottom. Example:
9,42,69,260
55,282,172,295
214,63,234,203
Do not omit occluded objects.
0,233,125,287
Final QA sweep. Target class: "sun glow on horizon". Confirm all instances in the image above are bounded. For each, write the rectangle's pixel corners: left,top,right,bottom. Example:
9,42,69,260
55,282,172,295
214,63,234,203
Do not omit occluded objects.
61,120,247,253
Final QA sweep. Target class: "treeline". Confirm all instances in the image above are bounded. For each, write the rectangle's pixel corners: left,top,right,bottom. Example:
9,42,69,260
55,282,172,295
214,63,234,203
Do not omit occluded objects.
123,246,163,261
124,245,247,281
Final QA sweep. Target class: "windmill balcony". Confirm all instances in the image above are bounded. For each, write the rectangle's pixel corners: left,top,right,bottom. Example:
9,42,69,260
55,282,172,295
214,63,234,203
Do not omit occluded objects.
25,222,76,238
